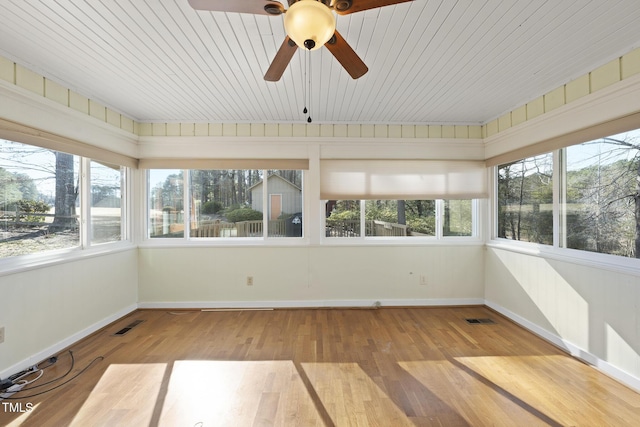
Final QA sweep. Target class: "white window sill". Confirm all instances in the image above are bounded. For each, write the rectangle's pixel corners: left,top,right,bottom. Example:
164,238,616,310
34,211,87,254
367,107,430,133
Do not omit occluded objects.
487,239,640,277
0,241,136,277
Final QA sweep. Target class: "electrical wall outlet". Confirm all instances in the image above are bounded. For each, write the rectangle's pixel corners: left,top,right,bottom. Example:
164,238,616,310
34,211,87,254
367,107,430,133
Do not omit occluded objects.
246,276,254,286
0,326,5,344
419,275,428,286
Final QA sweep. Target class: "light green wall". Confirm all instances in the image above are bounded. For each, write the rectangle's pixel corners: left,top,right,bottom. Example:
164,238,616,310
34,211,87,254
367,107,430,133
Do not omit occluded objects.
138,246,484,306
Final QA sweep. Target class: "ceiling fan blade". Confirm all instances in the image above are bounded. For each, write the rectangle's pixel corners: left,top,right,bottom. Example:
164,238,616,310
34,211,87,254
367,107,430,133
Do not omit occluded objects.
325,31,368,79
264,37,297,81
188,0,284,15
333,0,413,15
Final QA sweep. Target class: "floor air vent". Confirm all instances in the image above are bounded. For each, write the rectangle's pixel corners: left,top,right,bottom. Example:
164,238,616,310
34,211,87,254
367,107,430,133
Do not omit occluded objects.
113,320,144,336
465,318,496,324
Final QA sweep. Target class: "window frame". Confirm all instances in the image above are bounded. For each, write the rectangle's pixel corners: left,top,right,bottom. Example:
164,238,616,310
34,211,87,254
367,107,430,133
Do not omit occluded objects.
491,144,640,275
0,143,133,275
321,199,482,245
143,168,308,245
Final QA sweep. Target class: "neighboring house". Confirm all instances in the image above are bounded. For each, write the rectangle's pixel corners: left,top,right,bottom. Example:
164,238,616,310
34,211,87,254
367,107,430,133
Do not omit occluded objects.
249,175,302,220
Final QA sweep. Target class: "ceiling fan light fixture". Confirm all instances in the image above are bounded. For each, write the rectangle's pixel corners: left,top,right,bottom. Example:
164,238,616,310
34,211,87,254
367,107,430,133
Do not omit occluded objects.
284,0,336,51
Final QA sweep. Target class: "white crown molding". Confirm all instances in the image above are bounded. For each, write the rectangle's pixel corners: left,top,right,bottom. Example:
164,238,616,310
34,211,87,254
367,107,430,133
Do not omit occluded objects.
0,80,138,158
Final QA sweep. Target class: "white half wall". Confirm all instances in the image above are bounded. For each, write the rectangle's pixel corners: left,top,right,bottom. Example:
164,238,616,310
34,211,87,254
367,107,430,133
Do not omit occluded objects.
0,249,138,378
138,245,485,308
485,246,640,390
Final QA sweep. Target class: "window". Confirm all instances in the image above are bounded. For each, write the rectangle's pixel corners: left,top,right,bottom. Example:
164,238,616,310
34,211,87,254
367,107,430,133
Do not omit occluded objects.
364,200,435,237
497,153,553,244
320,159,483,240
0,139,80,257
148,169,184,238
443,199,473,237
266,170,303,238
90,161,125,244
190,169,264,238
563,135,639,257
325,200,361,237
496,128,640,259
1,138,129,259
148,169,304,239
325,199,475,239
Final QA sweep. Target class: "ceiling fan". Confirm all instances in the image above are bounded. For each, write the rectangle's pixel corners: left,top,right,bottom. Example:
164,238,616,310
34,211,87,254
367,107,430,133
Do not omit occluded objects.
188,0,413,81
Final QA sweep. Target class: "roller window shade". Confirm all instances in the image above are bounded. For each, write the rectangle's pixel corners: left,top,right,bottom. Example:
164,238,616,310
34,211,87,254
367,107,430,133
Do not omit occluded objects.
138,158,309,170
486,111,640,167
0,118,137,168
320,160,488,200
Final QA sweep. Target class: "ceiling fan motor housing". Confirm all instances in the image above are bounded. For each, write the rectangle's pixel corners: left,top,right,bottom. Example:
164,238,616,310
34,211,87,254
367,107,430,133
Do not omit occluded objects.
284,0,336,51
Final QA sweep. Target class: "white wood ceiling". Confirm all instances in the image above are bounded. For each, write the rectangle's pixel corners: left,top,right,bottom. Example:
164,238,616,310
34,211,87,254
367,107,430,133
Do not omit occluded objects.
1,0,640,125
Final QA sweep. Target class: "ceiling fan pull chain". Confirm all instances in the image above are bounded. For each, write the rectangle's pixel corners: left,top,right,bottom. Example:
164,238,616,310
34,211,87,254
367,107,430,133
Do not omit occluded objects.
307,48,312,123
303,49,308,116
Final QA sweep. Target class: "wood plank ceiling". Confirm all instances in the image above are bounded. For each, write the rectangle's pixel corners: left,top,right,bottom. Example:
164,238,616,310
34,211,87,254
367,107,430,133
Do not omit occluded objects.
0,0,639,125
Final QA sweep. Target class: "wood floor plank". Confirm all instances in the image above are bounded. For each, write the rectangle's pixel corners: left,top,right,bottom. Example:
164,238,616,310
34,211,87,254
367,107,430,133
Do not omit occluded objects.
1,307,639,426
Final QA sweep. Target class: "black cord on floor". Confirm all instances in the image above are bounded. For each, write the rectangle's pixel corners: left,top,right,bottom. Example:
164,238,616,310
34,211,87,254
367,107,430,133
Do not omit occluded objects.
2,354,104,400
19,350,75,391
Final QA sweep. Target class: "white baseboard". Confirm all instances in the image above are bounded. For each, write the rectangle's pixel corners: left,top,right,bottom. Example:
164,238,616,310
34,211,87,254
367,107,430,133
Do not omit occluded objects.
485,300,640,393
137,298,485,310
0,304,137,380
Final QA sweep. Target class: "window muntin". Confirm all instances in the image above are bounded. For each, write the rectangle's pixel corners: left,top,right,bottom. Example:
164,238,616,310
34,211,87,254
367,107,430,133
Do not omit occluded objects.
563,135,639,257
326,199,474,238
497,153,554,245
90,161,124,245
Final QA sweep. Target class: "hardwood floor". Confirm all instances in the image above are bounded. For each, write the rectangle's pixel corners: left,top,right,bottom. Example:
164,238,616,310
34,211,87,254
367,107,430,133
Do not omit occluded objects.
1,306,639,426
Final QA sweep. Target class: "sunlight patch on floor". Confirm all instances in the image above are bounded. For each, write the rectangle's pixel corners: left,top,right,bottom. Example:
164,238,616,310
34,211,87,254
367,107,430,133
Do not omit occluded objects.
400,359,558,426
402,355,640,426
454,354,640,425
70,363,167,427
302,362,414,427
158,360,323,427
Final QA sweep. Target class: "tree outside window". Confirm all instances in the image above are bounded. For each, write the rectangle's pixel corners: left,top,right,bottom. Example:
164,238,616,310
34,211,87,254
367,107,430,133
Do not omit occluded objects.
564,134,640,258
0,139,80,257
497,153,554,245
